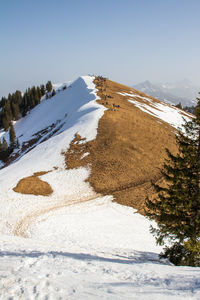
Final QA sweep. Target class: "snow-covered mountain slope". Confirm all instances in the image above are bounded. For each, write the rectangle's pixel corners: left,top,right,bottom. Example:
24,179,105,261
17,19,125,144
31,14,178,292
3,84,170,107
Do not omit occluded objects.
0,76,105,157
0,75,106,233
0,76,199,299
132,80,198,107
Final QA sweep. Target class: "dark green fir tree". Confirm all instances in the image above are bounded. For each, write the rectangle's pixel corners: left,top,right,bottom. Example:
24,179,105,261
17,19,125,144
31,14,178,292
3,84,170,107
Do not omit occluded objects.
11,102,20,120
37,87,42,102
2,137,8,151
16,138,20,148
4,100,13,126
9,122,16,146
0,137,9,161
175,102,182,109
146,94,200,267
40,84,45,96
46,81,53,93
2,113,10,131
52,89,56,97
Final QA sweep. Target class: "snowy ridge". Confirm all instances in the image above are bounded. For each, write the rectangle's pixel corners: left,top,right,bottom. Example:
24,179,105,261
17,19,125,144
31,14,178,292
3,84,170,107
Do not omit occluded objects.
0,76,106,235
0,76,200,299
0,76,105,146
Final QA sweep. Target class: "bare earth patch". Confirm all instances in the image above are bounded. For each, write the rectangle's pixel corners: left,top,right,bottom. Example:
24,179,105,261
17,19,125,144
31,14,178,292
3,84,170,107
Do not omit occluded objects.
62,133,89,169
13,171,53,196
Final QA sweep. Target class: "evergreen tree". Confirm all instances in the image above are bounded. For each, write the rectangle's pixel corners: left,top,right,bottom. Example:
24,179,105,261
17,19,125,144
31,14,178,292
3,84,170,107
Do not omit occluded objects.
2,113,10,131
46,81,53,93
7,93,12,103
0,97,6,108
46,80,53,93
14,90,22,106
183,106,195,114
40,84,45,96
146,95,200,266
31,86,39,106
0,137,8,161
175,102,182,109
2,137,8,151
11,102,20,120
29,93,35,108
37,87,42,102
9,122,16,145
4,100,13,123
52,89,56,97
16,138,20,148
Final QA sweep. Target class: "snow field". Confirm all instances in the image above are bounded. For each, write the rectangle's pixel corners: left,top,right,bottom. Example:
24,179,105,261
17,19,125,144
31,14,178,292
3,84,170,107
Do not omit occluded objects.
0,76,200,299
1,198,200,299
0,76,105,235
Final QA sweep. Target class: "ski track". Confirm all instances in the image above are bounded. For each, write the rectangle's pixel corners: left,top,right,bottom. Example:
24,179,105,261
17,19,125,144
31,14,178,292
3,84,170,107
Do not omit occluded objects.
13,195,101,238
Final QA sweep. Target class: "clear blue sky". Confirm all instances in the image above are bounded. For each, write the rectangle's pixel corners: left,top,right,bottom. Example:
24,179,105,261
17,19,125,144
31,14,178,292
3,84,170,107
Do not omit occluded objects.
1,0,200,97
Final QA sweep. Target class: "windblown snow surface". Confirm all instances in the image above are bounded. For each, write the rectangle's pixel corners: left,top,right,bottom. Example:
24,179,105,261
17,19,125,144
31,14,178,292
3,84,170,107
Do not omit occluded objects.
118,92,192,131
0,77,200,300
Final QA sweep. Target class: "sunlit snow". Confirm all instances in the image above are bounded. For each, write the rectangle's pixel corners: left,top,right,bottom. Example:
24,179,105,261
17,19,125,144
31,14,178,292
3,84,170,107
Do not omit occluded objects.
0,77,199,299
118,92,192,131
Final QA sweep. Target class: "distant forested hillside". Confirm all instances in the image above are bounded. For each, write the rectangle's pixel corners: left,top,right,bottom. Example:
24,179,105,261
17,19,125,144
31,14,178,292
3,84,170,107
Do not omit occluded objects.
0,81,54,131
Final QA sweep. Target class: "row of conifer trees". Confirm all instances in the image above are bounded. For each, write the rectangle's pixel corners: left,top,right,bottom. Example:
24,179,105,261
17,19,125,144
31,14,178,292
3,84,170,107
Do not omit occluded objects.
0,81,53,131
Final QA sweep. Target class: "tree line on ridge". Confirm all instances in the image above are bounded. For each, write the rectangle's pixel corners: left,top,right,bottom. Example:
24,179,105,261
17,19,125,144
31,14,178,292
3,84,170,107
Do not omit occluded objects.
0,80,53,131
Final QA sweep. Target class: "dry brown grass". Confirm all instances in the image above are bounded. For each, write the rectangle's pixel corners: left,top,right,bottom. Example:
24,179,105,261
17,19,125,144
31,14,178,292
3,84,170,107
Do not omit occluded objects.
64,77,178,214
13,171,53,196
63,133,89,169
12,77,179,212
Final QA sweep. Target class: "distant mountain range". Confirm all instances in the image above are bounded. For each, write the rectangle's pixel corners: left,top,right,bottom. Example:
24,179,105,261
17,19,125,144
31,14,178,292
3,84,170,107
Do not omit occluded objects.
132,79,199,107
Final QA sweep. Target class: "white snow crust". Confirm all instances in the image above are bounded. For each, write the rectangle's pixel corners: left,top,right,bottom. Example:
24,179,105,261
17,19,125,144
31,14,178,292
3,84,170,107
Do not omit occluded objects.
118,92,192,131
0,77,199,299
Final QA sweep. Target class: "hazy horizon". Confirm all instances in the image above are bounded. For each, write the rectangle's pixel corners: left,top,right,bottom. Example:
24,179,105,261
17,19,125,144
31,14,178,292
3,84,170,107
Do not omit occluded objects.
1,0,200,98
